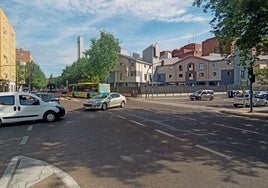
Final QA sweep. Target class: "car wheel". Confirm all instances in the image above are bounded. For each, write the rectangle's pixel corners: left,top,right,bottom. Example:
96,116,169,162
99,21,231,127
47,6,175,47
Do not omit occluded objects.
233,104,238,107
102,103,107,111
43,111,56,122
120,101,125,108
210,96,214,101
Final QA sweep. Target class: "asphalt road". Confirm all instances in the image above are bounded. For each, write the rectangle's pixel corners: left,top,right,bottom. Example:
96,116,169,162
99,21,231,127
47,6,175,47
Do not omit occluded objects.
0,96,267,188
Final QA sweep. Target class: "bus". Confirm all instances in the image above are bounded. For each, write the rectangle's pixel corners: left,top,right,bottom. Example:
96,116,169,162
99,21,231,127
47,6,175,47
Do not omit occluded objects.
67,82,110,98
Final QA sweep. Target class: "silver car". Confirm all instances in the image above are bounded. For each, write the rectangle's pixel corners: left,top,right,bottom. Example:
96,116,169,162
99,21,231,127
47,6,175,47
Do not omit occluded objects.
83,92,126,110
233,93,267,107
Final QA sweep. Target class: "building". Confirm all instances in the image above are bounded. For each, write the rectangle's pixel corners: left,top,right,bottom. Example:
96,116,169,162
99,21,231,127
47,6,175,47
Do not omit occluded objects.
77,36,84,59
0,7,16,92
16,48,33,63
155,54,234,86
172,43,202,58
110,52,152,88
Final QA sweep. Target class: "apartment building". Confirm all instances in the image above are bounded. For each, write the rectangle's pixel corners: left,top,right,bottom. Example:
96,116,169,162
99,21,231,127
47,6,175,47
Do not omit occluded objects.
172,43,202,58
110,53,152,87
16,48,33,63
0,7,16,92
155,54,234,86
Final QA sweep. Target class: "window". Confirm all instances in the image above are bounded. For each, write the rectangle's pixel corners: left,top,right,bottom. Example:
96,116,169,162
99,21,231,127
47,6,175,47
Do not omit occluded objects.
120,73,123,80
179,74,183,78
179,65,183,71
169,74,172,78
212,62,217,66
120,62,123,67
199,63,204,70
189,73,194,80
199,72,205,77
227,71,232,76
144,74,148,81
19,95,40,105
212,72,217,76
241,70,245,78
130,71,136,76
0,95,14,105
131,62,135,67
188,63,194,71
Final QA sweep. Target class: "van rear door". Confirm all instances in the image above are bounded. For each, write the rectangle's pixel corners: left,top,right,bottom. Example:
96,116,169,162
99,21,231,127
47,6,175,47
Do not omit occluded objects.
0,95,20,123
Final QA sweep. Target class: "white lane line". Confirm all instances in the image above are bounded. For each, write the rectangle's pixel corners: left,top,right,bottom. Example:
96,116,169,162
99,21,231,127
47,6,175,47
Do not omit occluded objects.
117,115,126,119
195,144,232,160
129,120,146,127
213,123,265,136
19,136,29,145
155,129,175,138
27,125,33,131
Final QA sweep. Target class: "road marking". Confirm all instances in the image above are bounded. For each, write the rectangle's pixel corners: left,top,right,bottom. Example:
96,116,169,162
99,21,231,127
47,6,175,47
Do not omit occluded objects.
0,156,80,188
195,144,232,160
213,123,266,136
129,120,146,127
19,136,29,145
27,125,33,131
117,115,126,119
155,129,175,138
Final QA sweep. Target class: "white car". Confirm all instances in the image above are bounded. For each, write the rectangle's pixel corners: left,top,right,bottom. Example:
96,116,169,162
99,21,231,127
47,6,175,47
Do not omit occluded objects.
0,92,65,126
233,93,267,107
83,92,126,110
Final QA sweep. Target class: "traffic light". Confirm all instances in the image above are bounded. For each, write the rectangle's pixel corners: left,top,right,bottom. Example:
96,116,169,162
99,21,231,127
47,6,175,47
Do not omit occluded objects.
247,67,255,83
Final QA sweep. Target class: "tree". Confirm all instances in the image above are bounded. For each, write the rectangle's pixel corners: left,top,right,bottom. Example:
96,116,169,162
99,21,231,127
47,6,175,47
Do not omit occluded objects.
255,67,268,85
25,61,47,90
84,30,121,83
193,0,268,62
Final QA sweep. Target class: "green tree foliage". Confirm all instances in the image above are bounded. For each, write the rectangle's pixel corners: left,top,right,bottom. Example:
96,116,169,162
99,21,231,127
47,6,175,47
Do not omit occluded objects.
25,61,47,90
60,30,120,85
255,68,268,85
84,30,120,83
193,0,268,61
16,61,26,84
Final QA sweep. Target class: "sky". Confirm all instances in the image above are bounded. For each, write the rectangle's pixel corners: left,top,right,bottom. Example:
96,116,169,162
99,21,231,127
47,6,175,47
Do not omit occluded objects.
1,0,214,77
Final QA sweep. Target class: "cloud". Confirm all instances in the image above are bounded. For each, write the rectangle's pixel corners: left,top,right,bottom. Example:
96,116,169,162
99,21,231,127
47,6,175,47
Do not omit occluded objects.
2,0,212,77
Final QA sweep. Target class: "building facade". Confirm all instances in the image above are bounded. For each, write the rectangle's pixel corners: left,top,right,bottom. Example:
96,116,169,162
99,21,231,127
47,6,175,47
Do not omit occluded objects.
155,54,234,86
16,48,33,63
0,7,16,92
172,43,202,58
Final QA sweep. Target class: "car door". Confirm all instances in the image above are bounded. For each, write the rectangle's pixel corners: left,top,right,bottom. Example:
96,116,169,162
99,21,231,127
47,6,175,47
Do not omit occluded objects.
109,93,120,107
18,94,43,121
0,95,20,123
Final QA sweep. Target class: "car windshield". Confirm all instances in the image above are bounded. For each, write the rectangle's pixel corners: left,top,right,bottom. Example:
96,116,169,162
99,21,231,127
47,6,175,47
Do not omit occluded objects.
92,94,108,99
195,90,202,94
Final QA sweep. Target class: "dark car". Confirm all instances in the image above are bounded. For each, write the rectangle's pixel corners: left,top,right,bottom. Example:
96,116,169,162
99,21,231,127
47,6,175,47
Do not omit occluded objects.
35,93,60,104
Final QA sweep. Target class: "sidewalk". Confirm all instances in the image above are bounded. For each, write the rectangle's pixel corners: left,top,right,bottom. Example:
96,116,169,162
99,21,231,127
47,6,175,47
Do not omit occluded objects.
129,96,268,120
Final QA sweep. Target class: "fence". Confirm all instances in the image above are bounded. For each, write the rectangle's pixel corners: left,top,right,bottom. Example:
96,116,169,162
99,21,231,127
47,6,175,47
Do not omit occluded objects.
111,84,268,98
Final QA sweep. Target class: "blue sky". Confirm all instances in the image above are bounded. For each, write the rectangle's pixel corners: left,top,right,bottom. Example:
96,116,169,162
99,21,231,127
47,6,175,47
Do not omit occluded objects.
1,0,214,77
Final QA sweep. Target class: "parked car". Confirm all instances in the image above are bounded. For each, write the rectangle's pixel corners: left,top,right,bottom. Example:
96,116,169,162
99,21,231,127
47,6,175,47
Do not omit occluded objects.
189,90,214,101
83,92,126,110
227,90,243,98
0,92,65,126
233,93,267,107
35,93,60,104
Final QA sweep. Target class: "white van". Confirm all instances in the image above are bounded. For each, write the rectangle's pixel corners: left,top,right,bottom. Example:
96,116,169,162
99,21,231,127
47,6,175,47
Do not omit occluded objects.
0,92,65,126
